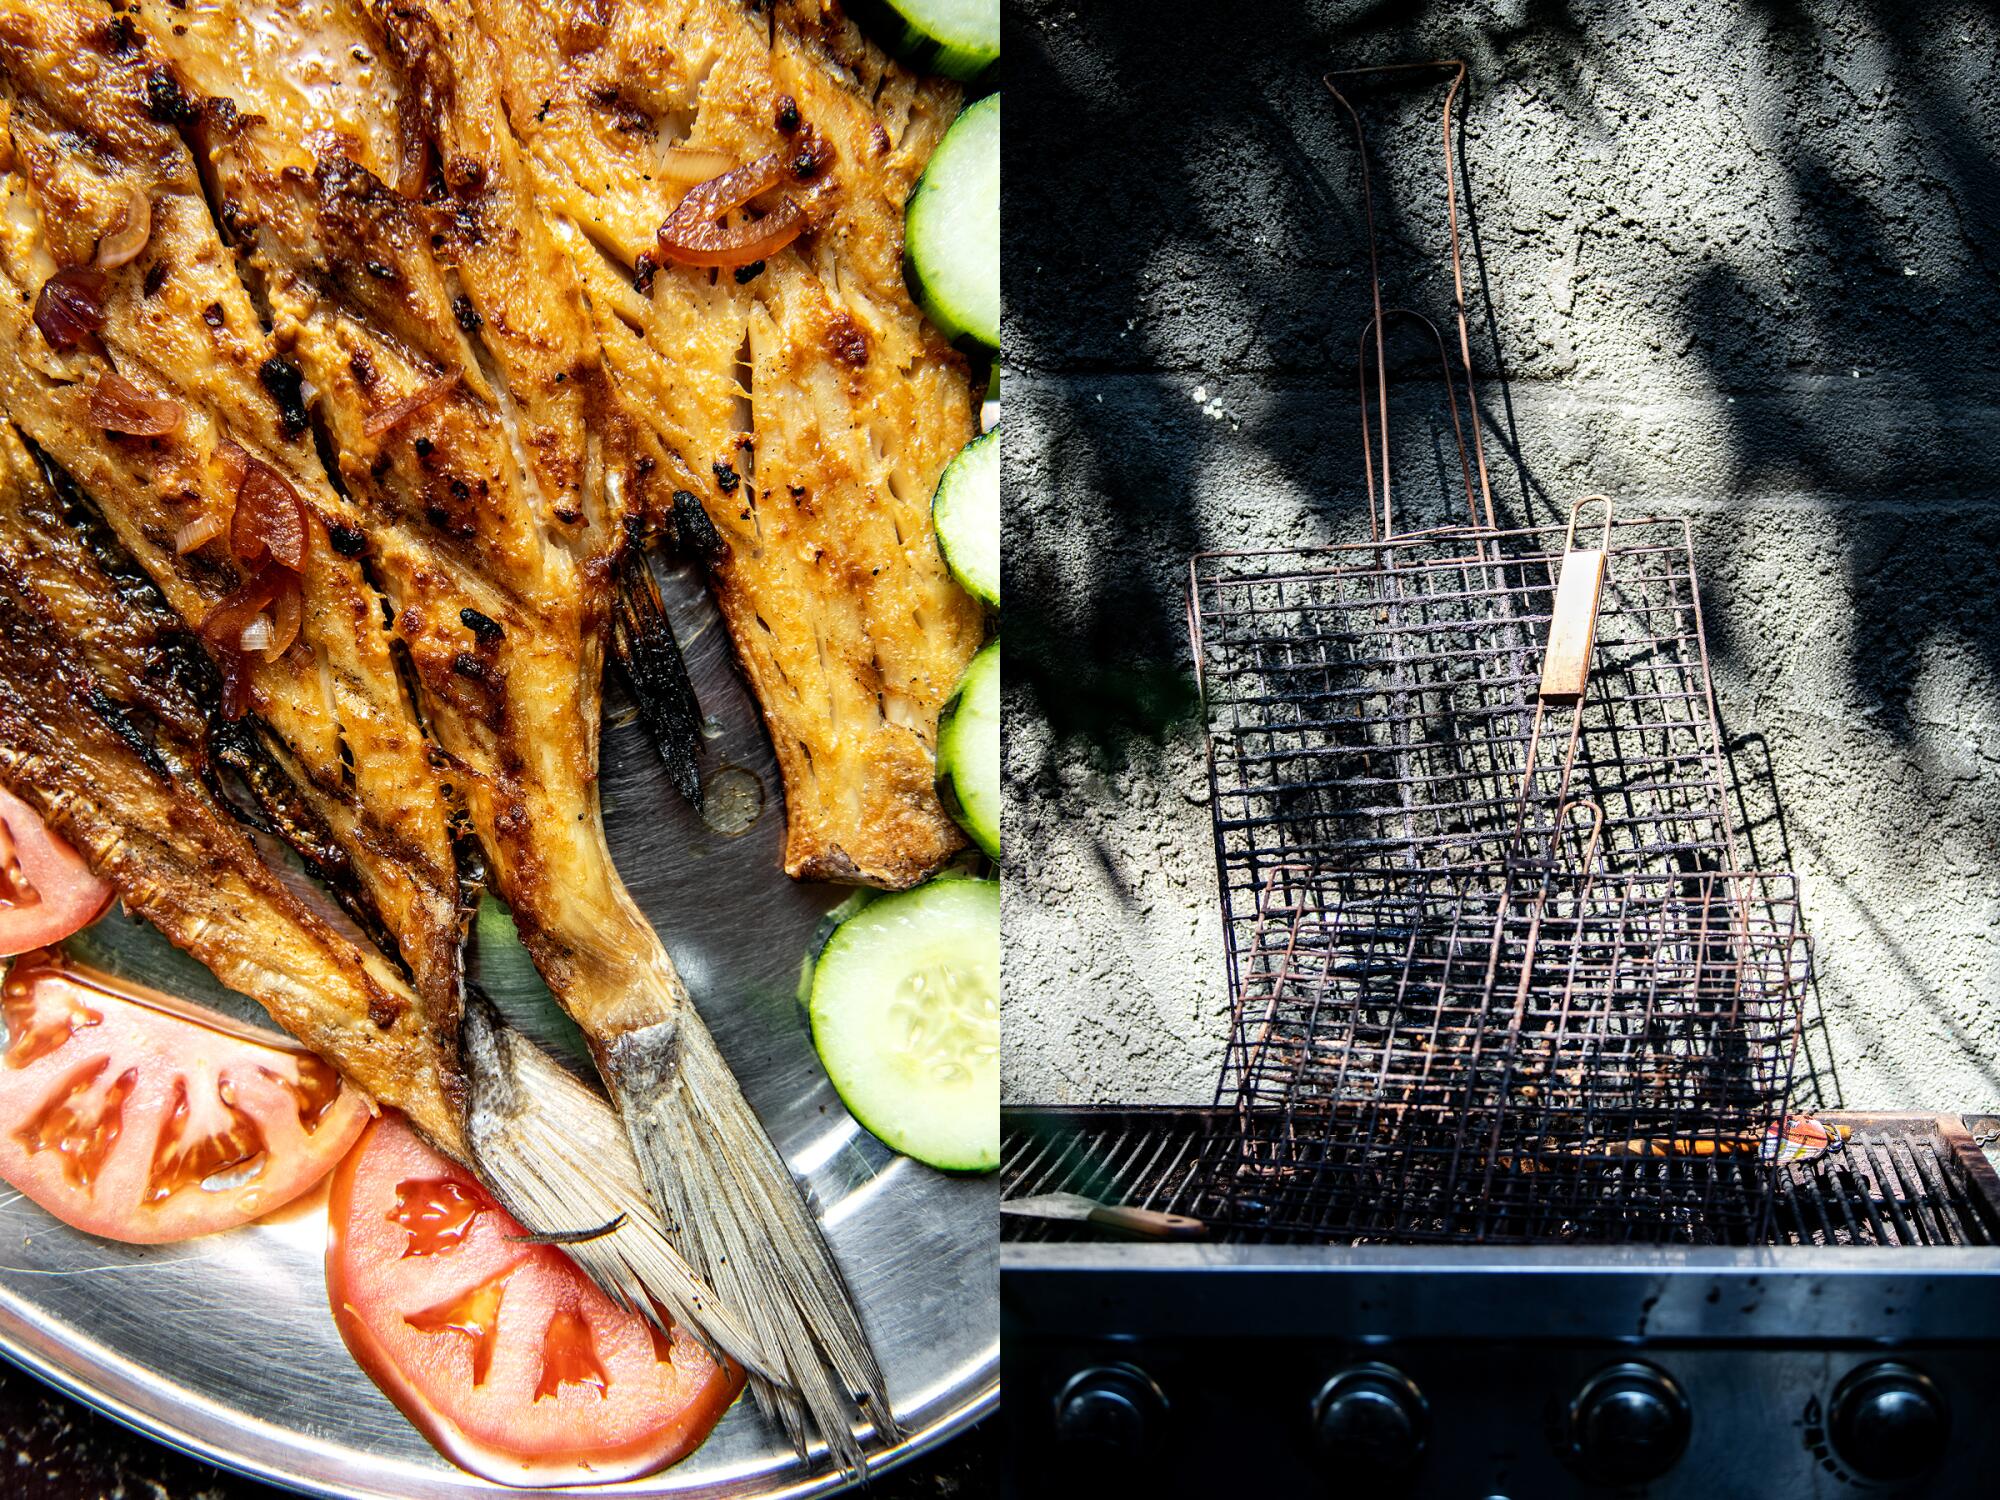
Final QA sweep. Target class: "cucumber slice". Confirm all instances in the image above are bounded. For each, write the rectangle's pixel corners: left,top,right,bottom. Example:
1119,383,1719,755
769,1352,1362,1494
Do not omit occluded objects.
937,638,1000,859
850,0,998,83
933,428,999,606
906,94,999,349
810,878,999,1172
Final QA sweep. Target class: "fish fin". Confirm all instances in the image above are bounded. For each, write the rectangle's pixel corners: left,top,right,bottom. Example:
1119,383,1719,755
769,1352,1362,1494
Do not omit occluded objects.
458,993,777,1382
610,548,705,806
604,1013,900,1476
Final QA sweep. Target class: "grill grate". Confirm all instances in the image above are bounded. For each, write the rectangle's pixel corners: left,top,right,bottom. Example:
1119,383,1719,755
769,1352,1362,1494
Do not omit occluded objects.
1175,64,1814,1249
1001,1109,2000,1249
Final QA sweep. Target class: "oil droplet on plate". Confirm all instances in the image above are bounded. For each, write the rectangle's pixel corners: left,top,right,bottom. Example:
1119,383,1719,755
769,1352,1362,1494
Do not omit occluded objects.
700,766,763,836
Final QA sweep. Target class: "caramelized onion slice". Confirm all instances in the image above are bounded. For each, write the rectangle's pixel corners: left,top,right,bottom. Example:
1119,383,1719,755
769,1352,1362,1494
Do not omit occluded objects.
229,455,310,573
32,268,107,352
362,371,459,437
656,152,806,270
214,438,251,491
93,188,152,271
173,513,224,556
266,575,303,659
660,145,736,189
238,614,274,656
199,567,286,720
88,372,183,436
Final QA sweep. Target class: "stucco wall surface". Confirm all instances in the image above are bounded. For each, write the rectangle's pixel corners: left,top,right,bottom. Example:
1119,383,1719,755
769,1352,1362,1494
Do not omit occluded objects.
1003,0,2000,1109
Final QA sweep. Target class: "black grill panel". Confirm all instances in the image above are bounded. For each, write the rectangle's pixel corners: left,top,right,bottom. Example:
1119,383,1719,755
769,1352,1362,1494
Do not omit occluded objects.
1001,1109,2000,1248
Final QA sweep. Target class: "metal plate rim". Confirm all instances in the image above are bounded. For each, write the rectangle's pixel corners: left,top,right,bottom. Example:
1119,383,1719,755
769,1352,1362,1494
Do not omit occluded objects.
0,1316,996,1499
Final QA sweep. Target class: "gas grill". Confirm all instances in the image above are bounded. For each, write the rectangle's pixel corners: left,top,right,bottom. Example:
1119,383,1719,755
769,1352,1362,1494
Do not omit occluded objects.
1001,1109,2000,1494
1002,60,2000,1498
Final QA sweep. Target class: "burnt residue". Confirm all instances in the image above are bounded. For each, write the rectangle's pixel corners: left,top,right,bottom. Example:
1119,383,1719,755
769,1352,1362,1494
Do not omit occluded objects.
775,93,801,134
790,123,832,182
712,459,740,493
452,293,483,333
733,259,766,285
85,682,175,783
258,355,311,439
459,606,504,643
143,65,199,127
669,488,727,566
610,548,704,804
99,14,139,55
327,521,367,556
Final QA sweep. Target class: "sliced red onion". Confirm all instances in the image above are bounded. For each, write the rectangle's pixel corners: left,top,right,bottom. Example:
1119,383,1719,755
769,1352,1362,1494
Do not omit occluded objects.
92,187,152,271
32,268,107,351
656,152,807,270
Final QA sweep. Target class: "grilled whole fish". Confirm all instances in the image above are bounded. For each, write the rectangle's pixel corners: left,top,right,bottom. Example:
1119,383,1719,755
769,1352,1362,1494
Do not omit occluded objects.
117,0,890,1464
0,8,465,1054
475,0,985,888
0,418,765,1377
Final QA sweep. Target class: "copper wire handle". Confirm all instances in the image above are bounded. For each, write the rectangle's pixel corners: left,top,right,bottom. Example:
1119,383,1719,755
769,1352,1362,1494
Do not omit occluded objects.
1355,310,1484,539
1325,61,1497,540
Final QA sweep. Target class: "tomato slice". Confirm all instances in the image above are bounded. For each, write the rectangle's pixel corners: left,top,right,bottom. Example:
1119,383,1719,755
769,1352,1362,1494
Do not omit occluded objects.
0,785,113,956
0,952,369,1242
326,1113,744,1487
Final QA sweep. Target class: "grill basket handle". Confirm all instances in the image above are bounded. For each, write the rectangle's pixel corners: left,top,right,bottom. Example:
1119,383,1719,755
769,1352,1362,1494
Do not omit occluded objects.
1325,60,1498,542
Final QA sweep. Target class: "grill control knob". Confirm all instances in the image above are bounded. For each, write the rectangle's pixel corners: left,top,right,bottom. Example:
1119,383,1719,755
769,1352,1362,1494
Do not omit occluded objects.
1052,1364,1167,1463
1311,1363,1428,1487
1829,1361,1949,1482
1563,1361,1691,1486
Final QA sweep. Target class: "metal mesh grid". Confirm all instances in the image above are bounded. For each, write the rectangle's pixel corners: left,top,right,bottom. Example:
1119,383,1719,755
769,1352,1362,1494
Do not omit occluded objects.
1000,1109,2000,1248
1200,862,1808,1243
1190,518,1737,979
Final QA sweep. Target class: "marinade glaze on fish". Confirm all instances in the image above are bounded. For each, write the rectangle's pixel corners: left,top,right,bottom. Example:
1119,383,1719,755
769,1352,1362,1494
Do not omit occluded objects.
0,0,933,1471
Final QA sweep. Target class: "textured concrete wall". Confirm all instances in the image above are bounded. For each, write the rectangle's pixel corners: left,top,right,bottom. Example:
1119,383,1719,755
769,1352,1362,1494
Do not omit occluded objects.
1003,0,2000,1109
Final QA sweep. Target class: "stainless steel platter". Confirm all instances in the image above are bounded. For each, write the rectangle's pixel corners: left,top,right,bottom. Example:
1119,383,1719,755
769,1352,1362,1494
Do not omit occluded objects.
0,559,997,1497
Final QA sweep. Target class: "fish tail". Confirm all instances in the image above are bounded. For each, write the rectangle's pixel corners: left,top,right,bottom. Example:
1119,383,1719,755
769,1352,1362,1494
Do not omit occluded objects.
602,1008,899,1476
456,993,778,1385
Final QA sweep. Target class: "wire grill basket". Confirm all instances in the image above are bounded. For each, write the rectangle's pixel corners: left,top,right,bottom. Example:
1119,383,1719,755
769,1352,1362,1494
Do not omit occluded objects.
1206,861,1809,1243
1184,60,1812,1244
1190,513,1736,977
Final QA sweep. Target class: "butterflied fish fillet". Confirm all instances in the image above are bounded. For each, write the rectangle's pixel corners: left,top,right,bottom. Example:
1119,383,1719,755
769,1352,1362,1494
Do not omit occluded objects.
473,0,985,888
0,6,465,1052
131,0,890,1465
0,416,769,1378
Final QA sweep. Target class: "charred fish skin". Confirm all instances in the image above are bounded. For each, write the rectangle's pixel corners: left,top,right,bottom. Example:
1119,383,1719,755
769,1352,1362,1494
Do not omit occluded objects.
131,0,893,1469
0,548,466,1150
0,423,413,972
0,0,466,1043
478,0,985,889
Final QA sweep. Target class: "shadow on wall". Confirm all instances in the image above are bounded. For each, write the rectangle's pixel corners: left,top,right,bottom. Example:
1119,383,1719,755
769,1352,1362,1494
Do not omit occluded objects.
1006,0,2000,1101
